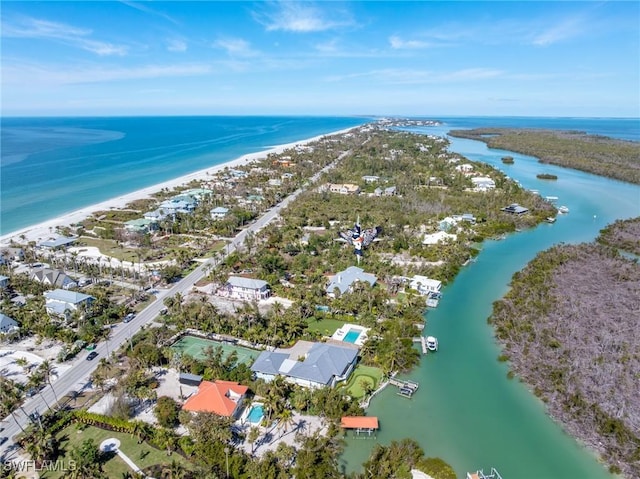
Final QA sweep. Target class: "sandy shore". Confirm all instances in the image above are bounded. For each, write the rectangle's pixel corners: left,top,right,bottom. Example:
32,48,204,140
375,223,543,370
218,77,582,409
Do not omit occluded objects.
1,127,356,247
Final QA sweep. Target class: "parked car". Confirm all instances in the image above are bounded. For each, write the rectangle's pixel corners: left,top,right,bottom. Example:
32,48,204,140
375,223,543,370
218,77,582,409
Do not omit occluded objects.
86,351,98,361
0,436,8,446
123,313,135,323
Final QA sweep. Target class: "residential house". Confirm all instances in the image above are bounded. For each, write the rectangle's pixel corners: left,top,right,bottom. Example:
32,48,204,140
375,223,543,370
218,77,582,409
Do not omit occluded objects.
501,203,529,215
455,163,474,174
384,186,397,196
37,236,77,250
182,380,248,418
225,276,270,300
251,342,358,389
0,313,19,334
210,207,230,220
159,198,197,215
0,275,9,289
409,275,442,295
181,188,213,200
471,177,496,191
438,217,459,232
281,173,295,180
328,183,360,195
228,169,249,179
0,247,24,263
124,218,155,234
31,268,78,290
423,231,458,245
144,209,168,222
267,178,282,187
326,266,377,298
362,175,380,184
44,289,94,321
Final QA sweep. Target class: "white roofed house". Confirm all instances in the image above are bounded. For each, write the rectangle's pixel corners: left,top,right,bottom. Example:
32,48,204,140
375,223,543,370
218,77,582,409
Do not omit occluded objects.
44,289,95,323
409,275,442,296
326,266,377,299
210,207,230,220
471,176,496,191
362,175,380,184
224,276,270,300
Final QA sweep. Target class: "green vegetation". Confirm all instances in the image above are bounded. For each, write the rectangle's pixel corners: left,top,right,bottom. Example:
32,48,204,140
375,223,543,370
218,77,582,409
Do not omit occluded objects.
489,226,640,478
536,173,558,180
501,156,514,164
450,128,640,184
597,216,640,255
341,365,384,399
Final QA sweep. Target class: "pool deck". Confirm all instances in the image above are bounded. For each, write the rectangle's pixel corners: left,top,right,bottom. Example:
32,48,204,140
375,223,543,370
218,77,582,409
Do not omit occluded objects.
330,323,370,347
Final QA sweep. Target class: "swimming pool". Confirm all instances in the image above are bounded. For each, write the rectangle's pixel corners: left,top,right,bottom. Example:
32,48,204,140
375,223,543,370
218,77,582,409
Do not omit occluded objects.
343,329,362,343
247,404,265,424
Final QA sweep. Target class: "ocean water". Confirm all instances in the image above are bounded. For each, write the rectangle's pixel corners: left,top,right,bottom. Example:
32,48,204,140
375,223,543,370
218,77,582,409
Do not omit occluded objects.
0,116,368,235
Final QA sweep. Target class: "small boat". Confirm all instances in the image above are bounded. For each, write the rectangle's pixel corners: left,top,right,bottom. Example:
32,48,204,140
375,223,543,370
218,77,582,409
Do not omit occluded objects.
545,217,556,223
426,336,438,351
545,195,559,203
558,205,569,214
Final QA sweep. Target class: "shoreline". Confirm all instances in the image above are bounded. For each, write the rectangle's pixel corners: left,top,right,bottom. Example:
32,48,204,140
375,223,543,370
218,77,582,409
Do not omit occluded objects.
0,127,357,247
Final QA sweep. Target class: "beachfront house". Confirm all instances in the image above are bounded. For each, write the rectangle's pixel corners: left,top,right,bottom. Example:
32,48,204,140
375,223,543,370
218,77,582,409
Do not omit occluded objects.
409,275,442,296
251,342,358,389
159,198,197,215
501,203,529,215
31,268,78,290
37,236,77,250
182,380,248,418
0,313,19,334
44,289,95,322
224,276,270,301
326,266,377,298
124,218,156,234
423,231,458,246
210,207,230,220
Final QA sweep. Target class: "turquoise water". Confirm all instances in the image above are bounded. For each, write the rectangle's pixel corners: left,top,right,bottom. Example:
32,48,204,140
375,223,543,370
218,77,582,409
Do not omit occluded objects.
343,329,361,344
0,116,368,235
247,404,265,424
340,124,639,478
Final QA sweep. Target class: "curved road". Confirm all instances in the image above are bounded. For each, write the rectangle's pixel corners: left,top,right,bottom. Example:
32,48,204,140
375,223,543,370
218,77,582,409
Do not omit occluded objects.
0,149,350,460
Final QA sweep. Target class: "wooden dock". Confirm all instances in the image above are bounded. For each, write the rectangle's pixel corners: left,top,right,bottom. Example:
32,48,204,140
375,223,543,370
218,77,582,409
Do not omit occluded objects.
389,378,419,398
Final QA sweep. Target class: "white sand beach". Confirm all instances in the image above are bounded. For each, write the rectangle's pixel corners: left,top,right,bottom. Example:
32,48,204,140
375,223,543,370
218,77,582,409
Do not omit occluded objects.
0,128,356,247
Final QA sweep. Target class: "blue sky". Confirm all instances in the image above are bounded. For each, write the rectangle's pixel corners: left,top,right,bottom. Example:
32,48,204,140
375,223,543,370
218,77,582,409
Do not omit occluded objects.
1,1,638,117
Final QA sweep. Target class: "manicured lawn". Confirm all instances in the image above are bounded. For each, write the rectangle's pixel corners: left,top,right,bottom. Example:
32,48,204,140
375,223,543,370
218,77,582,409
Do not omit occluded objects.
342,365,384,399
42,424,190,478
305,317,344,336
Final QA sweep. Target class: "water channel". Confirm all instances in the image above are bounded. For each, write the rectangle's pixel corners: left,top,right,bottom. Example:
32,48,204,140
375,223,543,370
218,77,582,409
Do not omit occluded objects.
340,124,640,478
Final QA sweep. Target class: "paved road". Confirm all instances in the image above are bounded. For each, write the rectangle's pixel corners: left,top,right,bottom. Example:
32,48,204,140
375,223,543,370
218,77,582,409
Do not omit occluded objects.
0,149,350,459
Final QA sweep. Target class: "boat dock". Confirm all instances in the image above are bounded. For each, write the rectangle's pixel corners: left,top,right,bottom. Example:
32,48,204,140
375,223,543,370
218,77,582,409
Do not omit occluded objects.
412,336,428,354
389,378,419,398
467,467,503,479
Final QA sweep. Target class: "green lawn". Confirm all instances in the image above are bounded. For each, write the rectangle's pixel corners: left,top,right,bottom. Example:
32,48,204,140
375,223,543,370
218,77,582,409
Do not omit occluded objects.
42,424,190,478
342,365,384,399
305,317,344,336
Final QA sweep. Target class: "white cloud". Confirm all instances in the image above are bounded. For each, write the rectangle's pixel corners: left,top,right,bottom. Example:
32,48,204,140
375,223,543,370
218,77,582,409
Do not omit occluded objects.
389,35,431,50
326,67,503,85
167,38,187,52
2,61,212,85
1,16,129,56
531,15,586,46
213,38,258,57
254,1,355,33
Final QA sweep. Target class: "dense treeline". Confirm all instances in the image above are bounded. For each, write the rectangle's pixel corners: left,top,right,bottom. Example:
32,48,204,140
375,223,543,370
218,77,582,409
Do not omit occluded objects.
598,217,640,256
449,128,640,185
489,235,640,477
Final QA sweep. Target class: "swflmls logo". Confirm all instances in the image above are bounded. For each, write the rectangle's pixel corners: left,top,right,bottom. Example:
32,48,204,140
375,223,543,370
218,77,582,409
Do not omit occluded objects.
2,460,77,472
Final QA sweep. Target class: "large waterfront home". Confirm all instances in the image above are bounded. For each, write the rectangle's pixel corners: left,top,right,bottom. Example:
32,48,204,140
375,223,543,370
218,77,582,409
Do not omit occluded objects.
501,203,529,215
182,380,248,418
37,236,77,250
224,276,270,301
409,275,442,295
326,266,377,298
44,289,94,322
251,342,358,389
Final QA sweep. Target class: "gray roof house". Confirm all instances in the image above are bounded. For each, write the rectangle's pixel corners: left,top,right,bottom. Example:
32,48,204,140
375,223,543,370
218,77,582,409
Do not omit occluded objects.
31,268,78,290
0,313,19,334
37,236,77,249
501,203,529,215
326,266,377,298
225,276,270,300
44,289,94,322
251,343,358,389
210,207,230,220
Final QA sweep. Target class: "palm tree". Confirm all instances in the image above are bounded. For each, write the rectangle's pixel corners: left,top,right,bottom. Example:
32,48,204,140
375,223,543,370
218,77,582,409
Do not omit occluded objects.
38,360,59,406
276,408,295,438
162,459,187,479
247,426,260,455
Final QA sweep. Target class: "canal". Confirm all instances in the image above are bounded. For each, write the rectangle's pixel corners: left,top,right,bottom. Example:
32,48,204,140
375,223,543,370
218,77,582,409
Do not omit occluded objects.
339,124,640,478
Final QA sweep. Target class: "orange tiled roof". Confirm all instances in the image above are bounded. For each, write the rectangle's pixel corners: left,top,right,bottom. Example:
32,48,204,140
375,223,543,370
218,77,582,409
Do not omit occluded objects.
340,416,379,429
182,380,248,417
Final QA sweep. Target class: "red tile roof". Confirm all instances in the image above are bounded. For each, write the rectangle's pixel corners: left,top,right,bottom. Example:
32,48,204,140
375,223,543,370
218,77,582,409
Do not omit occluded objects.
340,416,379,429
182,380,248,417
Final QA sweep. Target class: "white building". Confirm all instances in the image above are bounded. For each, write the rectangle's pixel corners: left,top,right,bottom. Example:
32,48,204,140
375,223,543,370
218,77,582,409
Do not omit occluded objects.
409,275,442,295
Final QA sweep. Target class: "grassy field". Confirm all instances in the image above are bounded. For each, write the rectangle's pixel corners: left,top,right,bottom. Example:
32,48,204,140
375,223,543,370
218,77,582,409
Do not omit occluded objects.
42,424,190,478
342,364,384,399
305,317,344,336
